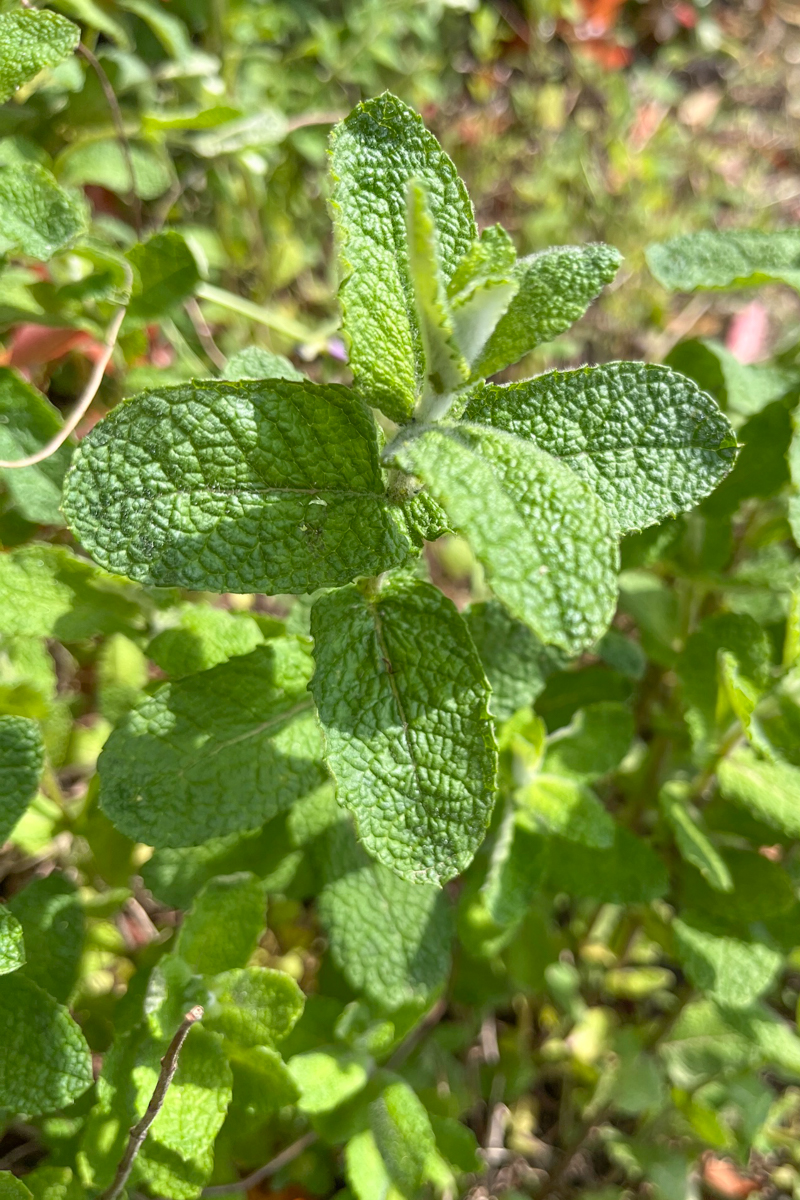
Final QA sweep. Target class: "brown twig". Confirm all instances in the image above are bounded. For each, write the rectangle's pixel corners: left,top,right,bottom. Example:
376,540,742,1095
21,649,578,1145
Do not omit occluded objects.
387,995,448,1069
99,1006,204,1200
185,297,227,370
200,1130,318,1197
77,43,142,237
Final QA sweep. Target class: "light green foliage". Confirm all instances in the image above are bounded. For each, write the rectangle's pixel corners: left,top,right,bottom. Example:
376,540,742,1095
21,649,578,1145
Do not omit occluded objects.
62,380,412,593
672,918,783,1010
0,9,79,103
176,873,266,975
227,1044,299,1117
541,701,634,781
96,633,149,725
288,1048,369,1114
677,613,771,751
309,577,496,885
0,369,72,525
0,975,92,1115
14,1167,81,1200
0,907,24,976
0,715,44,842
369,1079,442,1198
346,1129,401,1200
126,231,200,321
482,808,549,928
388,423,618,653
0,164,87,261
666,337,799,418
465,599,561,721
545,826,668,904
146,603,266,679
717,749,800,838
204,966,304,1049
472,244,621,378
660,785,733,893
221,346,304,382
449,225,519,370
98,642,327,846
8,874,84,1004
317,816,453,1010
0,1173,32,1199
329,93,475,422
647,229,800,292
517,776,615,847
58,139,173,200
463,363,737,533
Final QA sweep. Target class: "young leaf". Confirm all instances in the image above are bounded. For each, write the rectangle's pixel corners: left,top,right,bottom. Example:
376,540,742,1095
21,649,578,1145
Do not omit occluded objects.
345,1129,400,1200
125,230,200,322
482,807,549,928
463,362,737,533
221,346,304,382
471,243,621,378
542,701,634,781
0,164,87,261
677,613,771,751
0,907,25,976
227,1044,299,1117
369,1079,441,1197
387,423,618,654
0,714,44,842
329,93,476,422
98,643,327,847
659,784,733,893
0,9,79,103
309,578,497,886
176,873,267,975
204,966,304,1048
449,225,519,369
146,603,266,680
0,974,92,1116
717,748,800,839
465,599,562,721
672,918,782,1010
288,1047,370,1114
62,379,413,593
0,369,73,526
517,776,615,848
317,814,453,1010
8,874,84,1004
646,229,800,293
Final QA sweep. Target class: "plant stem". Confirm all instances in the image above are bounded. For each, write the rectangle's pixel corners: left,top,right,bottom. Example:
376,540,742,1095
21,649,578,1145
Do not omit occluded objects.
77,44,142,237
200,1131,318,1197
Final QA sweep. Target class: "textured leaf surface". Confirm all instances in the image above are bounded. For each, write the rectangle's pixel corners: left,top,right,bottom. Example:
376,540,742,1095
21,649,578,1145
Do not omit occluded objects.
388,423,618,654
0,369,72,525
673,918,782,1010
99,642,326,847
227,1044,299,1117
126,230,200,322
717,748,800,838
449,225,518,368
8,874,84,1004
204,966,304,1048
0,715,44,843
0,974,92,1116
0,165,86,261
221,346,304,382
330,93,475,422
310,578,496,885
176,873,266,975
463,363,737,532
63,379,412,593
13,1167,80,1200
472,244,621,378
317,815,453,1010
369,1079,439,1197
0,907,24,976
0,9,79,103
647,229,800,292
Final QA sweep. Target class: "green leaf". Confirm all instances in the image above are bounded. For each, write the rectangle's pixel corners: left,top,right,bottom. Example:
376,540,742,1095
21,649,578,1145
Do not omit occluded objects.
63,380,412,593
717,748,800,839
221,346,304,382
309,577,496,886
0,165,86,262
659,783,733,893
0,1173,32,1199
329,93,476,423
227,1044,299,1117
517,775,615,848
482,807,549,928
8,874,84,1004
176,873,266,975
369,1079,439,1197
464,599,561,722
0,8,79,102
545,825,668,904
317,814,453,1010
703,398,792,519
346,1129,401,1200
665,337,799,418
405,179,469,420
13,1167,80,1200
0,974,92,1116
463,362,737,533
98,642,327,847
204,966,304,1049
96,632,149,725
448,227,519,371
471,243,621,378
646,229,800,292
0,907,24,976
0,714,44,842
125,231,200,322
677,613,771,751
542,701,634,781
672,917,782,1010
288,1047,370,1114
57,138,173,201
387,423,618,654
146,603,266,680
0,368,73,525
0,544,142,641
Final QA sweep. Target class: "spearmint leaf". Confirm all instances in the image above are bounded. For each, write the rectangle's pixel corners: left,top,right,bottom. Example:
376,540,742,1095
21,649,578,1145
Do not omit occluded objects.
317,815,453,1010
13,1167,80,1200
288,1047,370,1114
125,230,200,322
0,715,44,842
309,577,497,886
482,808,549,928
0,907,24,976
517,775,615,848
0,369,72,525
542,701,634,781
405,180,469,420
387,423,618,654
227,1044,299,1117
449,225,519,369
62,380,412,593
672,918,782,1010
677,613,771,751
204,966,304,1049
464,599,561,722
463,362,737,533
545,825,668,904
221,346,304,382
0,165,87,261
176,873,266,975
666,337,799,418
0,1174,32,1199
659,783,733,893
369,1079,439,1197
345,1129,400,1200
471,243,621,378
0,974,92,1116
717,748,800,839
8,874,84,1004
146,603,266,680
646,229,800,292
57,138,173,201
0,544,142,640
0,9,79,103
329,93,475,423
98,642,327,847
96,632,149,725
